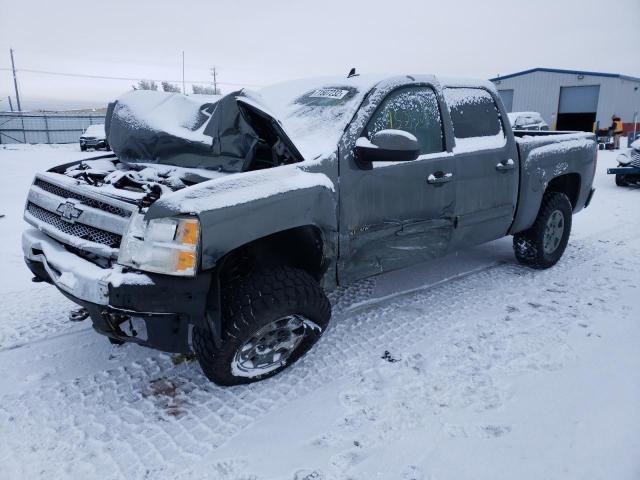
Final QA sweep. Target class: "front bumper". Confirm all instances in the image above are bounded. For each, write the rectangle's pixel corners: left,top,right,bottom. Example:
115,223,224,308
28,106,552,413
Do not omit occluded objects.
22,228,211,352
607,166,640,175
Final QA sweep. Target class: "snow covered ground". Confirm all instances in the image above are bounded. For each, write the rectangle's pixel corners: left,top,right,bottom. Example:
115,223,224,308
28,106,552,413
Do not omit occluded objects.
0,143,638,480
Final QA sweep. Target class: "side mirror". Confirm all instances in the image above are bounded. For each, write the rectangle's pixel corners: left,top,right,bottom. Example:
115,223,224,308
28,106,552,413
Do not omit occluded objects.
355,129,420,163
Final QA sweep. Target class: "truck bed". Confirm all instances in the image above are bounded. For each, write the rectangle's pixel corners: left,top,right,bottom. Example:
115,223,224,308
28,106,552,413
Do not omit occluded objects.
510,131,597,234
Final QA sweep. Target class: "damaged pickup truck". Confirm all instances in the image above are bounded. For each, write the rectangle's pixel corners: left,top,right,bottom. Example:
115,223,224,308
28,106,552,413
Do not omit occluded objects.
22,74,597,385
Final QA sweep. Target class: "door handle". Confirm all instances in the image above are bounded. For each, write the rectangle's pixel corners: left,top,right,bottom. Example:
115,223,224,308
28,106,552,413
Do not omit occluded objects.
496,159,515,171
427,172,453,185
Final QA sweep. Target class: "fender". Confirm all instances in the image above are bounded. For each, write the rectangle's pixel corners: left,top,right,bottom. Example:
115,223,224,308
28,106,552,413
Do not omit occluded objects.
146,163,339,273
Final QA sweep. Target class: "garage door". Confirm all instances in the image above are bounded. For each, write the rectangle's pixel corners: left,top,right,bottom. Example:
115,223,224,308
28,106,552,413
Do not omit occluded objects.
556,85,600,131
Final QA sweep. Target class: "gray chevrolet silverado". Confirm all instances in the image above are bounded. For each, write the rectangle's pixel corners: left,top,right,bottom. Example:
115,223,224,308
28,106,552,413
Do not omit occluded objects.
22,74,597,385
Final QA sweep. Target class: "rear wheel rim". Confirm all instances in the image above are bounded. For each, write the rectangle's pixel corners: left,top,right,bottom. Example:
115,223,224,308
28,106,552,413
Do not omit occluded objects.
543,209,564,254
233,314,307,376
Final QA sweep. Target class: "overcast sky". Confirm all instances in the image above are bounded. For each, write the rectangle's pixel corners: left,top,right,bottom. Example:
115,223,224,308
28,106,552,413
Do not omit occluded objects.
1,0,639,110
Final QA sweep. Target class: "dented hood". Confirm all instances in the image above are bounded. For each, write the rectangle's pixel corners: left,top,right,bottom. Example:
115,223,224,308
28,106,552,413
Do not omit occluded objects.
105,89,302,172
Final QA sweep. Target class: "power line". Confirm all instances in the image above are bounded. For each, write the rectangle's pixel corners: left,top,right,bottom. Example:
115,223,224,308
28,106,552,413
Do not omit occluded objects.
0,67,265,88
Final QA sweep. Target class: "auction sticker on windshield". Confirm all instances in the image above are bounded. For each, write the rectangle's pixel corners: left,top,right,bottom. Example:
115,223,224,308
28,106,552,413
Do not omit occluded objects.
309,88,350,99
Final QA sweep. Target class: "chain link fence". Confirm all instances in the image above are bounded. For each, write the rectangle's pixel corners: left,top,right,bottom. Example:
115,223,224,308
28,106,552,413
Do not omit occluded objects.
0,112,106,144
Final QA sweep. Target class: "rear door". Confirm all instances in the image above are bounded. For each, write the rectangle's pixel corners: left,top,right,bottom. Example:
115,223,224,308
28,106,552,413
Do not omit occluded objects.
338,84,456,283
443,87,519,249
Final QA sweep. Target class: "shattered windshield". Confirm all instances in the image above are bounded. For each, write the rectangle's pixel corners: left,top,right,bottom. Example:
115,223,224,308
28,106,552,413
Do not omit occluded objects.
256,77,380,159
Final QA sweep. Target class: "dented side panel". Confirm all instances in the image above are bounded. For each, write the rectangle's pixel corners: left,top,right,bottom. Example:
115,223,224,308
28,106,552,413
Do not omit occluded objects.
336,76,458,284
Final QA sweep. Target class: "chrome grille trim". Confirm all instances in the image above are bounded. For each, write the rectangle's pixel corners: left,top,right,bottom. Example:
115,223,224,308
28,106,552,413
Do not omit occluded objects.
25,173,137,258
26,202,122,248
28,186,129,234
34,178,131,218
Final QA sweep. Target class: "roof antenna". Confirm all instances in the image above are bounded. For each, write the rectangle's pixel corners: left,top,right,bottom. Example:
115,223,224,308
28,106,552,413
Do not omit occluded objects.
347,67,359,78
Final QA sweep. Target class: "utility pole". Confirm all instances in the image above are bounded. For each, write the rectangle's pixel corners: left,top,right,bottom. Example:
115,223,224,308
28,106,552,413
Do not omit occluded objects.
7,96,14,112
10,48,22,111
211,66,218,94
182,51,186,95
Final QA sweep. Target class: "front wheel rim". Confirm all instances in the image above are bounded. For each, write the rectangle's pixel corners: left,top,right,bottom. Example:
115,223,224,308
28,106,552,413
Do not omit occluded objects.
543,209,565,254
232,314,308,377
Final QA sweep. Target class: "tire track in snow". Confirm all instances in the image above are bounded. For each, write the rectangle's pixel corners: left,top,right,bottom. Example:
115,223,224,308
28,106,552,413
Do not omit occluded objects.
1,226,636,480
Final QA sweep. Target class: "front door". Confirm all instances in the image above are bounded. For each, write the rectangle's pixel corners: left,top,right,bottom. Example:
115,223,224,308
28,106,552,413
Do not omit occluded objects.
442,87,519,249
338,85,456,283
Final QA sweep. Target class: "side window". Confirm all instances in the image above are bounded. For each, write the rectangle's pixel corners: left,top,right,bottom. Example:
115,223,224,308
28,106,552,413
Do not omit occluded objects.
443,88,505,148
365,86,444,155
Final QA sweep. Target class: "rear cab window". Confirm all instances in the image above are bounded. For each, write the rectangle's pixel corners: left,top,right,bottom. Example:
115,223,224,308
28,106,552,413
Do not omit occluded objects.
443,87,506,153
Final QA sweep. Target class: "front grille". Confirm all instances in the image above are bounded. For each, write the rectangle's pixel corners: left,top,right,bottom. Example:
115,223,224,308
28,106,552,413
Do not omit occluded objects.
631,150,640,168
34,179,131,218
27,202,122,248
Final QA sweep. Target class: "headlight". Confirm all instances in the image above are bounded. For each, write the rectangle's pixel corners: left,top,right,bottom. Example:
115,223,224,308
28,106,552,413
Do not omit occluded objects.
118,213,199,276
617,153,631,165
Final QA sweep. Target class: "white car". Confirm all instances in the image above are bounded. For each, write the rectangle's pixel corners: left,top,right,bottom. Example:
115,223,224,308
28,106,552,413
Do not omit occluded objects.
507,112,549,131
79,124,108,151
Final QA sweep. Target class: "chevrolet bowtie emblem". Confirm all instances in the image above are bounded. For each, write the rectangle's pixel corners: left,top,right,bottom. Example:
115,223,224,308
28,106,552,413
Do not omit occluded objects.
56,201,83,223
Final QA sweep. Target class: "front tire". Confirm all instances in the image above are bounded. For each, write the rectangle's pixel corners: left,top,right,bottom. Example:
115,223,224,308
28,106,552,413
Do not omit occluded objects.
513,192,572,269
193,266,331,386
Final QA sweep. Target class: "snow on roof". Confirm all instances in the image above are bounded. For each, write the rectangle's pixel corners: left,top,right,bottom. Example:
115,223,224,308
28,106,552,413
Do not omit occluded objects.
252,74,494,160
113,74,508,163
438,76,500,93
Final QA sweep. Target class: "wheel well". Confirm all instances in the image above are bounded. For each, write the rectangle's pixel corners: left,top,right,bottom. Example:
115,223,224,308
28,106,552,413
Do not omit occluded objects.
217,225,327,282
546,173,581,210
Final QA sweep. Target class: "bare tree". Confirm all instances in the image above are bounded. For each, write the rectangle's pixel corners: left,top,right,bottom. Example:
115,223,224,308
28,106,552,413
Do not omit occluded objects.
132,79,158,91
161,81,181,93
192,84,220,95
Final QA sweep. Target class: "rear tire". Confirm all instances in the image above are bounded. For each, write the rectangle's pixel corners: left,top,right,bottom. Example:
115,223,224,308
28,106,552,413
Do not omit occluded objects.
513,191,572,269
615,174,627,187
193,266,331,386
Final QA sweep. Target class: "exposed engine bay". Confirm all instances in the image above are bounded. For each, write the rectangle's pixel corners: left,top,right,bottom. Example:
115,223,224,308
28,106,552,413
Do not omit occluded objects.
46,89,305,208
53,156,230,208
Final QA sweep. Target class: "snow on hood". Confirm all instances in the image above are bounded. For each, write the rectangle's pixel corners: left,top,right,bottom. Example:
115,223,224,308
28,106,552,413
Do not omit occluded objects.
110,90,221,145
507,112,545,124
153,163,334,214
